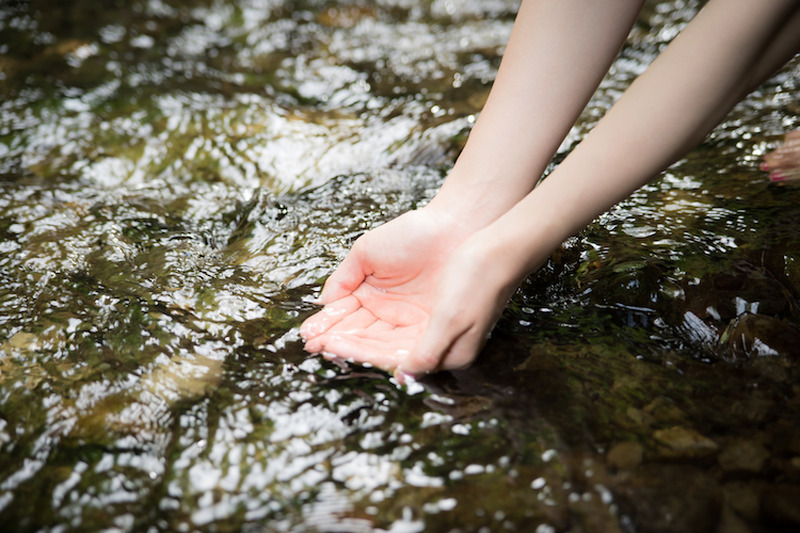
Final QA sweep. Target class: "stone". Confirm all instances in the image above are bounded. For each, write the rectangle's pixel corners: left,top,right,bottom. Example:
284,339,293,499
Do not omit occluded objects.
615,464,721,533
718,440,770,474
723,482,760,522
761,484,800,527
652,426,719,461
718,505,752,533
719,313,800,360
607,442,644,471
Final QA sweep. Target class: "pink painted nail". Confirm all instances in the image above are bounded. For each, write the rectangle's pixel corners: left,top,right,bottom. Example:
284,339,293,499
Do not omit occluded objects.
760,162,770,172
770,171,787,182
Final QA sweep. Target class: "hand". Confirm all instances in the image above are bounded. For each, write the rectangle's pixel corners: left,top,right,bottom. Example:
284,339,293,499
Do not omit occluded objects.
300,206,475,372
393,230,524,381
762,130,800,182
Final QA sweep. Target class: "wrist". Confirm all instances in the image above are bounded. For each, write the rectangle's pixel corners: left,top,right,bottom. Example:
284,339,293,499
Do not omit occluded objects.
461,226,533,299
425,168,528,235
474,197,569,285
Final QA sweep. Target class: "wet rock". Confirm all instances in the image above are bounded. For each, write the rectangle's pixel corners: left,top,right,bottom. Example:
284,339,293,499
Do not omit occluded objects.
727,390,773,425
651,426,719,461
723,482,761,522
718,505,752,533
615,464,722,533
772,426,800,456
1,331,39,353
641,398,686,427
684,267,791,325
761,484,800,527
718,440,770,474
719,313,800,360
607,442,643,471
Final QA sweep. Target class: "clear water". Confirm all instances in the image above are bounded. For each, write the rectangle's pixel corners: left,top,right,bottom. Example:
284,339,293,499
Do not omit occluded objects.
2,0,800,531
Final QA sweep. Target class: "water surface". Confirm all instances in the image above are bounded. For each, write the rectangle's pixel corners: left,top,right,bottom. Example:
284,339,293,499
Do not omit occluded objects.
2,0,800,531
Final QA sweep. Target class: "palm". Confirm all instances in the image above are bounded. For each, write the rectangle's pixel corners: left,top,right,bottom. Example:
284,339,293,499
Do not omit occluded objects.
301,208,464,371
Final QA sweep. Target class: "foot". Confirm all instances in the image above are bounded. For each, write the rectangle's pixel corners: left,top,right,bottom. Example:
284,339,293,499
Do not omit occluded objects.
762,129,800,182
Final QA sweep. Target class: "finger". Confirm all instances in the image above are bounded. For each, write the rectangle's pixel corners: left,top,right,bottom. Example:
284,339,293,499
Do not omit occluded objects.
363,319,397,334
319,243,370,304
318,306,378,336
437,326,488,371
300,295,361,342
304,306,378,353
318,333,411,372
353,283,430,327
764,131,800,172
786,130,800,144
396,312,467,379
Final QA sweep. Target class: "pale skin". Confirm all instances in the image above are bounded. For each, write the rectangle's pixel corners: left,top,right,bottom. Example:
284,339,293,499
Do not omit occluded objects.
763,129,800,181
301,0,800,382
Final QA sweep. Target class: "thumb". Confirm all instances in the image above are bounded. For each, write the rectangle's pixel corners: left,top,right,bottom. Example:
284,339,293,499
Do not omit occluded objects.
395,314,489,383
394,314,463,382
319,245,369,304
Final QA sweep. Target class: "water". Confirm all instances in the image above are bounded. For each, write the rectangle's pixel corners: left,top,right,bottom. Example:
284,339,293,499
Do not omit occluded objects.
2,0,800,531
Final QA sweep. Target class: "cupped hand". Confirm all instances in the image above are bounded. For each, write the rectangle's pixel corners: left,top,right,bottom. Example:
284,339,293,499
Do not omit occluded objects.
392,231,524,381
301,206,527,383
300,206,474,372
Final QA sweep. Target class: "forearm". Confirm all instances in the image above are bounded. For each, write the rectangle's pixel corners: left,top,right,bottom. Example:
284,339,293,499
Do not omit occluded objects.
428,0,643,229
487,0,800,280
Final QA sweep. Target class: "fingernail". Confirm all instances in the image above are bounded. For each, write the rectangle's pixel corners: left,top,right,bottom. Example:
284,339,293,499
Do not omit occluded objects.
394,370,417,385
770,171,787,182
760,162,770,172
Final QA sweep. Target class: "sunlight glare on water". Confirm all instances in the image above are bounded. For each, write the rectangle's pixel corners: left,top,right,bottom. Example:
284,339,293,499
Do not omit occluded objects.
2,0,800,531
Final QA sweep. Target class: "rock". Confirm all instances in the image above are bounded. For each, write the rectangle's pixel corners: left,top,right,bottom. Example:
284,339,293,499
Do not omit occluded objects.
723,482,760,522
761,484,800,527
607,442,644,471
719,313,800,360
772,427,800,456
615,464,722,533
718,505,752,533
652,426,719,461
718,440,770,474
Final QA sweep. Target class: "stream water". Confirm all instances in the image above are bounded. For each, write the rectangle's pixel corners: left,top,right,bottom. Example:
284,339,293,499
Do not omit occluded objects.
2,0,800,531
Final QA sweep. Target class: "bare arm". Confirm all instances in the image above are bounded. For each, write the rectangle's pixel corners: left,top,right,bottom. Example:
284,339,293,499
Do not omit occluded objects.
399,0,800,377
429,0,644,231
502,0,800,276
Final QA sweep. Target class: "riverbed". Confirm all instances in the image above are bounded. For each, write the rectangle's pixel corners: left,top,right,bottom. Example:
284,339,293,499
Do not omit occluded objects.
1,0,800,531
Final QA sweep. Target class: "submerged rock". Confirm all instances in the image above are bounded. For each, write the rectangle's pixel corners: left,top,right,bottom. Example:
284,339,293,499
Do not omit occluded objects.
616,464,722,533
719,313,800,360
723,481,761,522
718,440,770,474
651,426,719,461
607,441,644,471
761,484,800,527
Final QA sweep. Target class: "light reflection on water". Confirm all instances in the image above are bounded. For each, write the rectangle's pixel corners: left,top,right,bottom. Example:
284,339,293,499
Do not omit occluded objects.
2,0,800,531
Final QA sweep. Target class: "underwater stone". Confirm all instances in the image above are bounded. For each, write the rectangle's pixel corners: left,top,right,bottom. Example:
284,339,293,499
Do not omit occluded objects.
717,505,751,533
761,484,800,527
718,440,770,474
722,482,760,522
616,464,722,533
651,426,719,461
719,313,800,360
607,442,643,471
